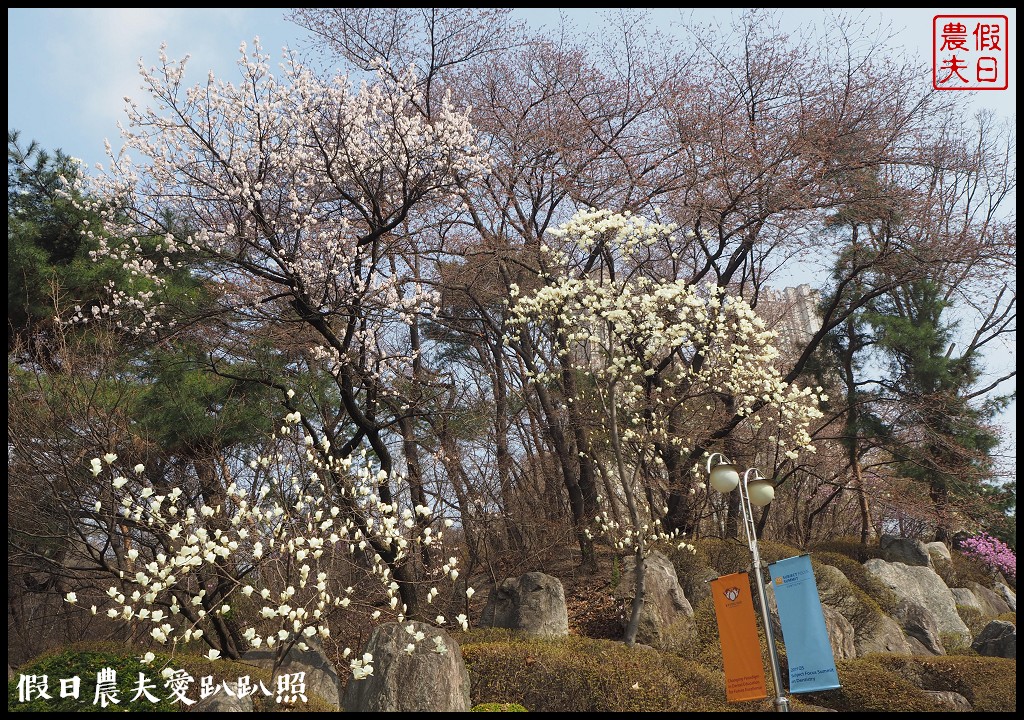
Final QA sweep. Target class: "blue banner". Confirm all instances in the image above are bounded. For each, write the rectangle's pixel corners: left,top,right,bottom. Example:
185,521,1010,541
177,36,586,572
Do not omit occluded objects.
768,554,840,694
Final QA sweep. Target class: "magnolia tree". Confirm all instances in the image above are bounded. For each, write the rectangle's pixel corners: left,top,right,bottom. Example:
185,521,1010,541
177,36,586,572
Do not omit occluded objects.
509,209,825,644
59,39,488,616
68,405,471,676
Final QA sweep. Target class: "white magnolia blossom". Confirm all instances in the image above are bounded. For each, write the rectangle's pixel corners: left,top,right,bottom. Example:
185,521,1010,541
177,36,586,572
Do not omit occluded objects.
72,409,465,677
509,209,826,561
60,38,486,679
508,210,824,464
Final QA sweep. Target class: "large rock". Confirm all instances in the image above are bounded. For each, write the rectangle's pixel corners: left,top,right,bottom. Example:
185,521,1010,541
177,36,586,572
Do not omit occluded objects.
926,542,953,577
892,599,945,655
679,566,719,608
480,572,569,637
242,639,343,709
855,613,916,657
880,535,932,567
993,582,1016,612
342,622,470,712
814,563,914,657
951,587,985,615
864,559,971,649
613,551,695,651
193,680,255,712
925,541,952,563
966,581,1013,617
971,620,1016,659
821,605,857,660
924,691,972,711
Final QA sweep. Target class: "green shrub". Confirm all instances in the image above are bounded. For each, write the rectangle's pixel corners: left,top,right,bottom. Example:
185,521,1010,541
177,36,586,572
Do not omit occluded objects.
756,540,806,566
472,702,528,711
873,655,1017,712
461,633,749,712
940,631,974,656
667,538,743,581
7,642,334,713
675,597,725,668
811,551,898,614
610,555,621,591
799,657,940,712
955,604,989,638
8,645,179,713
809,537,884,563
935,550,995,589
668,538,801,604
806,552,894,647
800,654,1017,713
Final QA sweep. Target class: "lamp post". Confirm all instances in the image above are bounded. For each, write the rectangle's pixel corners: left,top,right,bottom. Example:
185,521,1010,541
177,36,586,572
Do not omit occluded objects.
707,452,790,713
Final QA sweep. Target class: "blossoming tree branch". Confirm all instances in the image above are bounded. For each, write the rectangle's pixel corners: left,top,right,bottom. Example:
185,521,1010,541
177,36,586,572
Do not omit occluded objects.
507,210,825,644
58,40,484,672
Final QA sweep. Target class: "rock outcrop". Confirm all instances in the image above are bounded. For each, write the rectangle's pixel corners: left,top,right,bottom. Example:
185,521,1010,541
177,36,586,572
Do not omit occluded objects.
880,535,932,568
925,541,952,563
971,620,1016,659
892,599,946,655
613,551,695,651
242,639,343,709
813,562,914,657
924,690,972,711
863,559,972,651
993,582,1016,612
965,581,1013,617
481,572,569,637
820,604,857,660
193,680,256,712
342,622,471,712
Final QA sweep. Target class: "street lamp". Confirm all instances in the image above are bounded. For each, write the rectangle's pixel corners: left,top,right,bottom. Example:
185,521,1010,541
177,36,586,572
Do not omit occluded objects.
706,452,790,713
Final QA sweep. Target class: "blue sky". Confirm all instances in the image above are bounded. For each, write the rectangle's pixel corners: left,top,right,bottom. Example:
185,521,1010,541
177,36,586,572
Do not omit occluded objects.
8,8,1016,169
7,8,1016,463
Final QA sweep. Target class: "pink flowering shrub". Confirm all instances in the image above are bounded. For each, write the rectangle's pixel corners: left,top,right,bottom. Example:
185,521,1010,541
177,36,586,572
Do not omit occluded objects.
958,532,1016,580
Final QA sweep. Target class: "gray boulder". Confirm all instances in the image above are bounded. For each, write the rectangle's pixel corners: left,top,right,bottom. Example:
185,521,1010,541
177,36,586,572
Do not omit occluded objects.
951,587,985,615
193,680,255,712
925,541,952,562
892,599,945,655
993,582,1016,612
821,605,857,660
679,566,719,608
613,551,695,651
926,542,954,578
242,639,343,709
880,535,932,567
342,622,470,712
924,691,972,711
814,563,914,657
966,581,1013,617
480,572,569,637
855,613,916,657
864,559,971,649
971,620,1016,659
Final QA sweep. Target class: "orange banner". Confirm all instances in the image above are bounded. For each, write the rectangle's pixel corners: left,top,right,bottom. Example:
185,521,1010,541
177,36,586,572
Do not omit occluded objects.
710,572,768,703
